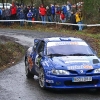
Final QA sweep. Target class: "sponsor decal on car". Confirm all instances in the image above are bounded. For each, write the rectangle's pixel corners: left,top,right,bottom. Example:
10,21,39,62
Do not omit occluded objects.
28,57,33,70
65,60,89,63
46,79,54,83
67,64,93,70
47,42,88,47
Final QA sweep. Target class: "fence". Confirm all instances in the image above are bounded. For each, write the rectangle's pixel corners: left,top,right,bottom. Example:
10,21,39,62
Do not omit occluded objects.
0,19,100,27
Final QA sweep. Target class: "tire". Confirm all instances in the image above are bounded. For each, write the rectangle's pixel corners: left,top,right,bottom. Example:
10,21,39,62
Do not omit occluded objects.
39,67,46,89
25,58,34,79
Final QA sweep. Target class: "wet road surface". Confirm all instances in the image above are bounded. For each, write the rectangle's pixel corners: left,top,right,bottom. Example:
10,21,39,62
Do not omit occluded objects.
0,29,100,100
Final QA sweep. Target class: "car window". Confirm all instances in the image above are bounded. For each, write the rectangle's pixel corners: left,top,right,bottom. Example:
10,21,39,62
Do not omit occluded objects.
37,41,45,53
47,41,94,55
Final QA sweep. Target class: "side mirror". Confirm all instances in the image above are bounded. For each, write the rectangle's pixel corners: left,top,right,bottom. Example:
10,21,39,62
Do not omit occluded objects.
34,39,39,45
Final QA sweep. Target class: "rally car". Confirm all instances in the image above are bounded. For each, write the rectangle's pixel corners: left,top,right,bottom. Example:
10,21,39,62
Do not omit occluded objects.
25,37,100,89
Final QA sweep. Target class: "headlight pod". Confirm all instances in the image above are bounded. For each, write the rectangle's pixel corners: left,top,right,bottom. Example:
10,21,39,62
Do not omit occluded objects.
94,68,100,73
51,70,70,75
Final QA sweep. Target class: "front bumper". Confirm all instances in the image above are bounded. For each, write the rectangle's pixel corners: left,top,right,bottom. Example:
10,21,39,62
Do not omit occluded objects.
45,75,100,89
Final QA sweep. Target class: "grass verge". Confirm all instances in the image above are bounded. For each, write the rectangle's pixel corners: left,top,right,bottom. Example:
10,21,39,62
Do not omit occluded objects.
0,36,26,71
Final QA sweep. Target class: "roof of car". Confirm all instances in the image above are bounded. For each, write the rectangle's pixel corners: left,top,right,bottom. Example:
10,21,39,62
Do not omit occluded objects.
37,37,85,42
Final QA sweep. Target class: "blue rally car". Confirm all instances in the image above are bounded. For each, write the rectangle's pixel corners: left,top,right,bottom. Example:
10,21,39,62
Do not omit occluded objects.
25,37,100,89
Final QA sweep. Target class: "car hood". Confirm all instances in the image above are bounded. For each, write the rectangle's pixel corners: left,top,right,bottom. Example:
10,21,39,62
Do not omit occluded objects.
50,56,100,70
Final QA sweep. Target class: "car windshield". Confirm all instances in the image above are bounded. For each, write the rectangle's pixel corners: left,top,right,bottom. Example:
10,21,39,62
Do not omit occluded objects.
46,41,94,56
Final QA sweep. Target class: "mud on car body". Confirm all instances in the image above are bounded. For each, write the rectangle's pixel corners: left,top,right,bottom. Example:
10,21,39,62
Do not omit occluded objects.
25,37,100,89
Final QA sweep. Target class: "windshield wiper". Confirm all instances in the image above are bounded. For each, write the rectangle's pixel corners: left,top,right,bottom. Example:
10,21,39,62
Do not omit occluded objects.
68,53,94,56
48,53,67,57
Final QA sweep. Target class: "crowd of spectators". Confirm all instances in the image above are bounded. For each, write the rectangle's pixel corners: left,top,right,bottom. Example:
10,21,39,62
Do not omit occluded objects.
0,1,84,30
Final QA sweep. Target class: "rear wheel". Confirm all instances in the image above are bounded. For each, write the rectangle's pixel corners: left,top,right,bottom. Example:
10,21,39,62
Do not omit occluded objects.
25,59,34,78
39,67,46,89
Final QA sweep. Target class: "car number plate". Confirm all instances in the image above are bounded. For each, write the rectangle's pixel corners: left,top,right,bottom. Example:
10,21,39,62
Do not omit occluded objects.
72,77,92,82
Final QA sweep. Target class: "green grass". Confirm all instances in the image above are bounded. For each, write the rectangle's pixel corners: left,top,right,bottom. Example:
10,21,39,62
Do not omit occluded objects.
0,41,26,71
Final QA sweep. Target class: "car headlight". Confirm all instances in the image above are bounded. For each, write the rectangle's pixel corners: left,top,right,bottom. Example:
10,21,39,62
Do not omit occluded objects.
94,68,100,73
51,70,70,75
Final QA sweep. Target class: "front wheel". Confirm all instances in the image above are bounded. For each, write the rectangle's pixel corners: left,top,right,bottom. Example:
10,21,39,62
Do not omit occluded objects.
39,67,46,89
25,59,34,79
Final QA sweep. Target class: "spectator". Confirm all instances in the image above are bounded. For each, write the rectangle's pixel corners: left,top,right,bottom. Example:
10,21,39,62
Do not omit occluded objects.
70,11,76,30
46,6,52,22
5,8,11,26
62,5,67,22
31,6,37,21
27,10,33,26
23,5,29,20
55,4,61,22
2,8,6,25
17,6,21,19
0,8,2,20
50,4,55,21
79,9,83,29
66,1,72,20
17,6,21,13
60,10,66,23
11,5,17,20
18,10,25,26
75,10,82,31
35,7,39,21
39,4,46,25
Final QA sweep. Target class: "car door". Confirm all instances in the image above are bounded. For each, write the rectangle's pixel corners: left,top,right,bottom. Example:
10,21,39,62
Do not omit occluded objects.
28,39,40,75
34,41,45,74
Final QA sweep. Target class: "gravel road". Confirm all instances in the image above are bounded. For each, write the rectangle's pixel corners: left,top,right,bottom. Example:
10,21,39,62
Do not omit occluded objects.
0,29,100,100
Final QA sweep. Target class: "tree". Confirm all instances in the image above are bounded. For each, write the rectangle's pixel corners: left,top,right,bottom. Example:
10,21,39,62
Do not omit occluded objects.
41,0,44,4
2,0,4,8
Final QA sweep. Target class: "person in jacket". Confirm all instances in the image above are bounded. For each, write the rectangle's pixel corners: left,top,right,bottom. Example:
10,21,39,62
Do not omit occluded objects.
17,6,22,19
75,10,82,31
62,5,67,22
66,1,72,20
70,11,76,30
78,9,83,29
46,6,52,22
18,10,25,26
60,10,66,23
50,4,55,21
2,8,6,25
27,10,33,26
31,6,37,21
23,5,29,20
5,8,11,26
11,5,17,20
55,4,61,22
0,8,2,20
39,4,46,25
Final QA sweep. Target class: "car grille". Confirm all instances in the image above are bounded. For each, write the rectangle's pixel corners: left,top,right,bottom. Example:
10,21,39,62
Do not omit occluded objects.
64,79,99,86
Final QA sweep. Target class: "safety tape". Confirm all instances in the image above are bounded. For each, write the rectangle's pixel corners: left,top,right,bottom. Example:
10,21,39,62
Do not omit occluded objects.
0,20,100,27
57,22,87,26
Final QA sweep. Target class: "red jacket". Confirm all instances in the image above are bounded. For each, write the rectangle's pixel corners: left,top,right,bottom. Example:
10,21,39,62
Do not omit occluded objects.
11,6,17,15
60,13,65,20
39,7,46,16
